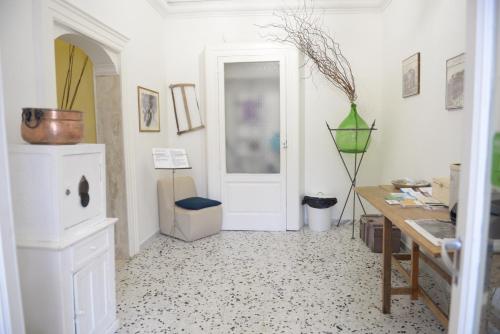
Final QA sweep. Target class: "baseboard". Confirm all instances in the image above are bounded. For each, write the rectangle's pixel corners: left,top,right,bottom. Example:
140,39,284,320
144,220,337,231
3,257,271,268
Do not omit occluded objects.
139,230,160,251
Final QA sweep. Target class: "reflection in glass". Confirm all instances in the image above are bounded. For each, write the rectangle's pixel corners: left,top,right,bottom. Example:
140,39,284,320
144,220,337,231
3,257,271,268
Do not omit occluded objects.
224,61,280,174
481,10,500,333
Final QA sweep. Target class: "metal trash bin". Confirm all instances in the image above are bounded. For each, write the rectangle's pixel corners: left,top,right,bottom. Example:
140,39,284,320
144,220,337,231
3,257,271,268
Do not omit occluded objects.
302,193,337,232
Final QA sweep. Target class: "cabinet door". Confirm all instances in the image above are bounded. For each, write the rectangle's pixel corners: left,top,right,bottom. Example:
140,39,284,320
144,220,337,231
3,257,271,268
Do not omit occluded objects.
73,252,112,334
73,263,94,334
61,152,103,229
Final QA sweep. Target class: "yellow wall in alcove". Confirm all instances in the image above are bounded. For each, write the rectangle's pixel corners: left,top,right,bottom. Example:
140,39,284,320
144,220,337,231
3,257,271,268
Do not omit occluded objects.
54,38,97,143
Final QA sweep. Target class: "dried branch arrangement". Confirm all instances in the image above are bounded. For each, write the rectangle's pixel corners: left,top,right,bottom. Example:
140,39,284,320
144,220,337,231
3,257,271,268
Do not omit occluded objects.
60,44,89,110
259,4,357,103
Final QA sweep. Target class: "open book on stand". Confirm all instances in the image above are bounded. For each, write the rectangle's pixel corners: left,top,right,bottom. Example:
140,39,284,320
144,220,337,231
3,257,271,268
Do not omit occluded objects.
152,148,190,169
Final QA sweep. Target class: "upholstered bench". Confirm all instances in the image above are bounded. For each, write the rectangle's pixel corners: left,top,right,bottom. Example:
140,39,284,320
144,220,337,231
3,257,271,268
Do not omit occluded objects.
157,176,222,241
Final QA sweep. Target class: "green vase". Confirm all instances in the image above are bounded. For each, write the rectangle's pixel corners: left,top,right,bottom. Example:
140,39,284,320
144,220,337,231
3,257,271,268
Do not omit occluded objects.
335,103,370,153
492,133,500,187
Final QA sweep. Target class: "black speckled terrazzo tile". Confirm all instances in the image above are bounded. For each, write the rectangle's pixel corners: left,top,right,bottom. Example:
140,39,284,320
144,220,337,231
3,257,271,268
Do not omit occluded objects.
114,224,446,333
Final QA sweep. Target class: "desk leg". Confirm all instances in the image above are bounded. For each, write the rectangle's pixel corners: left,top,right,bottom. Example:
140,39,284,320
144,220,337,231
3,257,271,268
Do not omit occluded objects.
411,242,420,300
382,217,392,314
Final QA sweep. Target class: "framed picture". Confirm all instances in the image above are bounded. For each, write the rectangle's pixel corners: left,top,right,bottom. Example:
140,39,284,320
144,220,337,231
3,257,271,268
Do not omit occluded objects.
446,53,465,110
137,86,160,132
169,83,204,135
402,52,420,98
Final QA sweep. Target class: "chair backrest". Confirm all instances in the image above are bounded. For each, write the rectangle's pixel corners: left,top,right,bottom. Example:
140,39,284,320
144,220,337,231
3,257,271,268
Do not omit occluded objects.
157,176,197,236
173,175,197,200
158,175,197,204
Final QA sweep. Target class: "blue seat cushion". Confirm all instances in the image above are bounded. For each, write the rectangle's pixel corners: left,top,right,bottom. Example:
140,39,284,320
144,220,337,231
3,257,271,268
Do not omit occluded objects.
175,197,221,210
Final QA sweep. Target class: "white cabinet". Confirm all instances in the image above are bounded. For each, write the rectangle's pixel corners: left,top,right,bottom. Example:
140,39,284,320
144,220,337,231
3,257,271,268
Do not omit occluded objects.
9,144,106,243
9,144,118,334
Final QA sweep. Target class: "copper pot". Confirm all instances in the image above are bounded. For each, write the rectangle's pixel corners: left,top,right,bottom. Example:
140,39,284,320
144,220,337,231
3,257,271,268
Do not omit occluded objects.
21,108,84,145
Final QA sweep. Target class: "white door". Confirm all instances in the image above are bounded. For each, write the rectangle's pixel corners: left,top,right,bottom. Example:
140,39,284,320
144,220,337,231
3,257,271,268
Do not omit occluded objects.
217,56,287,231
446,1,500,333
73,252,112,334
206,44,302,232
73,263,94,334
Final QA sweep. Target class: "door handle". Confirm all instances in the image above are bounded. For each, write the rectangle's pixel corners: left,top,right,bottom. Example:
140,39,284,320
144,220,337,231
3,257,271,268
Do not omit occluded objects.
282,140,288,149
441,238,462,283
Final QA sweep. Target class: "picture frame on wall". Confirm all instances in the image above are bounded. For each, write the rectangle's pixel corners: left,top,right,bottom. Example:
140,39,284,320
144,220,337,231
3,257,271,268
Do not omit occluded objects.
137,86,160,132
446,53,465,110
169,83,204,135
402,52,420,98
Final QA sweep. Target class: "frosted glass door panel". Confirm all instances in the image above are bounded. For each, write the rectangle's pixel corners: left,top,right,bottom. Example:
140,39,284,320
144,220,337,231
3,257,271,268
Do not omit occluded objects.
224,61,280,174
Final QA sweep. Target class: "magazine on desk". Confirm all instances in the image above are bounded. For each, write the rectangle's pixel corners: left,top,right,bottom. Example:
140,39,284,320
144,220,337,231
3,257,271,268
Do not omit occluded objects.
405,219,456,246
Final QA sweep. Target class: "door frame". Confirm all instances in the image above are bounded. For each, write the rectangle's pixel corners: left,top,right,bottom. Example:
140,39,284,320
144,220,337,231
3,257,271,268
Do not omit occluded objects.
448,0,498,332
0,50,26,334
205,43,303,231
44,0,145,257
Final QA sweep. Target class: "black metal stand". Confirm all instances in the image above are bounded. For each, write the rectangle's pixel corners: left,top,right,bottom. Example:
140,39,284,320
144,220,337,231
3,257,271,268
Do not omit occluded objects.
326,120,377,239
157,167,192,237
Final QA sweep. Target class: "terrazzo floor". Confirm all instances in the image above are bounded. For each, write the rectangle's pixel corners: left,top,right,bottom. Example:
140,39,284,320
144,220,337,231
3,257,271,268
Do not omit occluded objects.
115,223,446,333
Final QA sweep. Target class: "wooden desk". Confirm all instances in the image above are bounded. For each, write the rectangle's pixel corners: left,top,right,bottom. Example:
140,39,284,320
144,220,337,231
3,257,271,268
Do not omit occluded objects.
356,185,451,327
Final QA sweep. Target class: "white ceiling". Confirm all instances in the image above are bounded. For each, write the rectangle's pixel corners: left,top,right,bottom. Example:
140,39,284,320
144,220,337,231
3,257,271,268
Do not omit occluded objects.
147,0,392,17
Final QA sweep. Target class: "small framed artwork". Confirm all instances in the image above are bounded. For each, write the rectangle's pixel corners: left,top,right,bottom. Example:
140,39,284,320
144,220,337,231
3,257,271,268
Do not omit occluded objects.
137,86,160,132
169,83,204,135
446,53,465,110
402,52,420,98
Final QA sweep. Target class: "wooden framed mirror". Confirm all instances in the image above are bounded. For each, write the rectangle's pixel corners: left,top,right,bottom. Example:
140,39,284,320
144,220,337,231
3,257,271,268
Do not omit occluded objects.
169,83,204,135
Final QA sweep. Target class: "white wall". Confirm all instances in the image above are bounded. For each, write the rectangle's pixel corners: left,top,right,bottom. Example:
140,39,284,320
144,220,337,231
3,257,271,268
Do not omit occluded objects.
0,0,168,248
379,0,467,182
164,12,384,220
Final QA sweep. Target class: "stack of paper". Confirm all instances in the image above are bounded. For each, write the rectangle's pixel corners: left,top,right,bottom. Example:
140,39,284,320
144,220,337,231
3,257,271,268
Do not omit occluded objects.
399,199,424,208
385,192,412,205
384,187,445,208
401,187,445,207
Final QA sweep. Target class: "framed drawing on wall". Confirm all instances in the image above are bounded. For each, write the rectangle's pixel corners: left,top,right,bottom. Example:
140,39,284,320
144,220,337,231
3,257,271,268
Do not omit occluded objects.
402,52,420,98
169,83,204,135
446,53,465,110
137,86,160,132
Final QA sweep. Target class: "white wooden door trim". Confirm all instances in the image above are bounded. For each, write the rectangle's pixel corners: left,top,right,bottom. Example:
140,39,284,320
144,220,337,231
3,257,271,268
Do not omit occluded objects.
0,51,25,334
448,0,498,332
45,0,141,256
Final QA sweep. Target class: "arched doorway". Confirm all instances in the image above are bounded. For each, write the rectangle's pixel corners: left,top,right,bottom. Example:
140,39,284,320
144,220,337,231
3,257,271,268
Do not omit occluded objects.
54,33,129,259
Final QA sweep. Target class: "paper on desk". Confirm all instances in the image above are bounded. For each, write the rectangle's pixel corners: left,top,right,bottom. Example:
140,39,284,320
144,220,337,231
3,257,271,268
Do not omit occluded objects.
401,187,443,206
400,188,420,198
419,187,433,196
